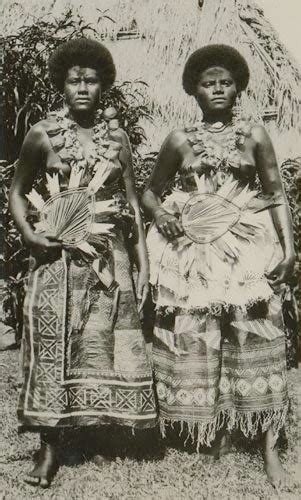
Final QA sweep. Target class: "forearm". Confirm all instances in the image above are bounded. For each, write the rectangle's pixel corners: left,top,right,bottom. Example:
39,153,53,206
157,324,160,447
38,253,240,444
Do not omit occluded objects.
270,203,295,258
9,191,35,242
131,209,149,273
141,189,164,219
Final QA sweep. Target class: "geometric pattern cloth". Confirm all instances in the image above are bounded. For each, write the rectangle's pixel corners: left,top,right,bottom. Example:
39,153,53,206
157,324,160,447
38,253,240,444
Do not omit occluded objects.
147,139,290,449
153,292,289,448
18,231,157,431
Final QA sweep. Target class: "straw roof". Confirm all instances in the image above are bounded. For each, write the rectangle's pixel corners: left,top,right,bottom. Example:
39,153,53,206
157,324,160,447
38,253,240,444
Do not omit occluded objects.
1,0,300,157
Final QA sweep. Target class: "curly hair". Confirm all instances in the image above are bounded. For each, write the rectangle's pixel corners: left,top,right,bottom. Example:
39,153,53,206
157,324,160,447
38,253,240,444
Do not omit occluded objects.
182,44,250,95
48,38,116,93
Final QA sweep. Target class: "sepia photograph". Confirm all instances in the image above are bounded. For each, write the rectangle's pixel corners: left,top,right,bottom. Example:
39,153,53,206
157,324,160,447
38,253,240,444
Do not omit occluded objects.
0,1,300,498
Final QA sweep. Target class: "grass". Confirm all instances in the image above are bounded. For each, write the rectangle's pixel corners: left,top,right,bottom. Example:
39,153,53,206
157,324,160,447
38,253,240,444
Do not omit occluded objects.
0,349,300,500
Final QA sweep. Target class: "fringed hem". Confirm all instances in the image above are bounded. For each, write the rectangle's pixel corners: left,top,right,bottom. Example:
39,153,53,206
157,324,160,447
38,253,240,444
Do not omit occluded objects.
153,293,274,317
159,404,289,451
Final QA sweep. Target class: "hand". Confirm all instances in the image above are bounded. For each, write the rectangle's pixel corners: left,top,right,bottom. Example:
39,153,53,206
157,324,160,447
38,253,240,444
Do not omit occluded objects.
24,232,62,263
136,269,149,313
154,208,184,240
265,254,296,288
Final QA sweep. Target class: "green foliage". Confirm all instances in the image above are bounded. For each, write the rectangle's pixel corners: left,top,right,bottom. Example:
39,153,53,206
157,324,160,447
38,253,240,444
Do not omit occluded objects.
2,8,151,340
3,8,150,162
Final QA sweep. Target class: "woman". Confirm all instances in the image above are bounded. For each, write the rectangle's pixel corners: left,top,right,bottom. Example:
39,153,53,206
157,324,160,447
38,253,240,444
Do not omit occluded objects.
142,44,295,487
9,37,156,487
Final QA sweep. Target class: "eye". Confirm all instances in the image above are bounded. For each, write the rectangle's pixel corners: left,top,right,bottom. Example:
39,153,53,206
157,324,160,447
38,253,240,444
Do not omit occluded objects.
222,80,233,86
202,81,214,88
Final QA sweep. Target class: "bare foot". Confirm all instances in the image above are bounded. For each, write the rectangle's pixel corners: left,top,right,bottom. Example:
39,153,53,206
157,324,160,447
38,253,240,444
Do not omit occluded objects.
24,442,58,488
91,454,112,467
211,431,231,460
263,429,288,489
264,448,287,488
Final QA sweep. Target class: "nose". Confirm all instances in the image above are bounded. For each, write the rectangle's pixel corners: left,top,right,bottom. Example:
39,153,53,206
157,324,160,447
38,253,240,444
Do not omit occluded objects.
78,79,88,93
213,82,223,94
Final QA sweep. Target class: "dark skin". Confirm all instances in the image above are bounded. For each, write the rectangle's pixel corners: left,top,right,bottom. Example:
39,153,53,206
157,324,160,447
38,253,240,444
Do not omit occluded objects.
142,67,295,287
9,66,149,487
142,66,295,487
9,66,149,308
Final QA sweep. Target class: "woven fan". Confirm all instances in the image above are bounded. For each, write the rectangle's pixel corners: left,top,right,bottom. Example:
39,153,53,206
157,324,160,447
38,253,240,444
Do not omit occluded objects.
181,193,241,244
179,174,274,258
39,188,94,246
26,163,116,256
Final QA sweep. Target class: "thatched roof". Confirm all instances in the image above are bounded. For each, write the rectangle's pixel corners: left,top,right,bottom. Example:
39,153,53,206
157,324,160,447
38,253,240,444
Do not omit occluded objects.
1,0,300,158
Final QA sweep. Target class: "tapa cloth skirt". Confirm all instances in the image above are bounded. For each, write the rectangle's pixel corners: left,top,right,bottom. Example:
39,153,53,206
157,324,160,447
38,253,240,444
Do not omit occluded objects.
18,232,157,430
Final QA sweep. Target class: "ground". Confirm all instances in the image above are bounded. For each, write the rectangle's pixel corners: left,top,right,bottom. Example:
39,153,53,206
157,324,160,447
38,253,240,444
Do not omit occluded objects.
0,349,300,500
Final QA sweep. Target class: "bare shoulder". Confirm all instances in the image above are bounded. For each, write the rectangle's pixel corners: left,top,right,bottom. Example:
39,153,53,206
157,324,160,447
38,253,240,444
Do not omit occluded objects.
23,119,53,144
19,119,58,162
165,128,188,150
109,127,129,145
250,123,271,145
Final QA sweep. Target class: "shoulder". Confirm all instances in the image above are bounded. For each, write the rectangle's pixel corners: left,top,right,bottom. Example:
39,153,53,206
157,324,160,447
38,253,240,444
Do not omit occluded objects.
161,128,188,154
108,127,132,153
250,123,271,146
109,127,128,143
21,120,53,152
24,119,56,141
166,128,188,147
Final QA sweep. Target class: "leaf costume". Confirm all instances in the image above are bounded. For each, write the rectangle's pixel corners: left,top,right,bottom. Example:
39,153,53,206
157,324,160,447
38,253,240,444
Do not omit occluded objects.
147,119,289,447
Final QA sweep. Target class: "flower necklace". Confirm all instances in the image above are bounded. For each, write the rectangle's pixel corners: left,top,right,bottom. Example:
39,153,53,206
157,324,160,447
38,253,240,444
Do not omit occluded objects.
185,117,253,174
48,107,122,177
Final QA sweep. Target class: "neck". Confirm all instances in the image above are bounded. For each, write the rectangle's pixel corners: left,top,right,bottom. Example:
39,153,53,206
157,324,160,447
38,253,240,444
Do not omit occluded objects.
202,110,233,125
68,110,96,129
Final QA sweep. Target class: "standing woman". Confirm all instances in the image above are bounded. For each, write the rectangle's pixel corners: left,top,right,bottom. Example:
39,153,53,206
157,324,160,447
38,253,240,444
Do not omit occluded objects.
142,45,295,486
9,38,156,487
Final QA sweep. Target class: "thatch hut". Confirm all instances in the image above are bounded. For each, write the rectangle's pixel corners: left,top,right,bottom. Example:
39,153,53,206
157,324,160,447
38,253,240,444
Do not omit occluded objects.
0,0,300,158
0,0,299,360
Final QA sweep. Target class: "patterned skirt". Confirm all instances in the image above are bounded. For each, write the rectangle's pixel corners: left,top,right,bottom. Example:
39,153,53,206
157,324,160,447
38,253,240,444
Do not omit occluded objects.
147,195,289,447
18,232,157,430
153,295,288,448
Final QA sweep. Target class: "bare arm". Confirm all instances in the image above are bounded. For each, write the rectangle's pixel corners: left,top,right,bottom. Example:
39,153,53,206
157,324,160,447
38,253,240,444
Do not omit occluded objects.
114,128,149,309
9,123,62,257
142,130,187,239
253,124,295,285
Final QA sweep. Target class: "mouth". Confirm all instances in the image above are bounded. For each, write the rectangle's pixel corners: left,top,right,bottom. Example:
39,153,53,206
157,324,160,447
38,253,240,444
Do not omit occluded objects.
76,98,90,103
212,98,226,102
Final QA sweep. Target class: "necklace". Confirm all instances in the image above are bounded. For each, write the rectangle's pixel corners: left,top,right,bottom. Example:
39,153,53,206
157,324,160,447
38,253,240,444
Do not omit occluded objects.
48,107,122,177
185,117,253,174
203,121,230,133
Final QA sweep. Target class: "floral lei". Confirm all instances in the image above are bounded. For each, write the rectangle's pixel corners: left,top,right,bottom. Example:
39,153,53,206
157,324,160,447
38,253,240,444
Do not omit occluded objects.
47,107,122,177
184,117,253,175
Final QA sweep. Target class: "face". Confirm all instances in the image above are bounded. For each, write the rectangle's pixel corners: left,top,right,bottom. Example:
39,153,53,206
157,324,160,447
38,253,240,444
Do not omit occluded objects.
194,66,237,114
64,66,101,114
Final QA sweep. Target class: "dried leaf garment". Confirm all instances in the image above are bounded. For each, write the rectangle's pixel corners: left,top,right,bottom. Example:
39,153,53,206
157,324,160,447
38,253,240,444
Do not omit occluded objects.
18,111,157,430
147,119,289,447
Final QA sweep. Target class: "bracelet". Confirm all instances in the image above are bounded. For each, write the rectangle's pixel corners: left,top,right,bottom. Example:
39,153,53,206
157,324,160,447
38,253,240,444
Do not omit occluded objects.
153,207,167,218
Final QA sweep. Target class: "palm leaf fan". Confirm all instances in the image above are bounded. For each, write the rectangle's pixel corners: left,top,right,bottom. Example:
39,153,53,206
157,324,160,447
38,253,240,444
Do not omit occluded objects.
181,193,241,244
39,188,95,246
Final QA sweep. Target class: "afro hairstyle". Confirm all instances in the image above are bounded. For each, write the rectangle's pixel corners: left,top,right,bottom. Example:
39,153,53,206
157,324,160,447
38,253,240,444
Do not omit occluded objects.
182,44,250,95
48,37,116,93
